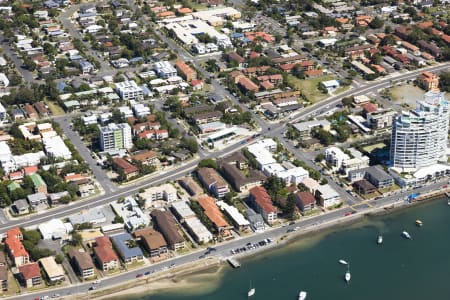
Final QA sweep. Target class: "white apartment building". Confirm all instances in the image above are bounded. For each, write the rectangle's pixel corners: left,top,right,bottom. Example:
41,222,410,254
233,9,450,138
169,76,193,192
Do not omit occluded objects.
315,184,341,208
325,147,350,170
390,90,449,170
141,184,178,209
99,123,132,152
42,136,72,160
153,61,177,79
115,80,144,100
132,103,150,118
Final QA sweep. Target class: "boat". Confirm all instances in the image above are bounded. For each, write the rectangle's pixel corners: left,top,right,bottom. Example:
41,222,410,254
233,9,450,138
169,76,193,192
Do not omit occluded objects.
377,235,383,245
448,199,450,206
415,220,423,227
339,259,348,265
298,291,307,300
248,281,255,298
402,231,412,239
345,264,351,284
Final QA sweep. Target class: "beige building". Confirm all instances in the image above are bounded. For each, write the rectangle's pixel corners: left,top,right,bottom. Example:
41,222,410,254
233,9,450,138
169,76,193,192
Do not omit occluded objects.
39,256,65,283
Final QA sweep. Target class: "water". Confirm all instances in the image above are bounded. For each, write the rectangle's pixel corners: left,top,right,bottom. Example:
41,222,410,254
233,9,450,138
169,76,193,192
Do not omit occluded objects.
121,198,450,300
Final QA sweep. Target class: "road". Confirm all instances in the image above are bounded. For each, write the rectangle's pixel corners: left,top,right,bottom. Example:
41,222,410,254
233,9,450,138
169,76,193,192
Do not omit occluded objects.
59,6,115,77
0,37,37,83
10,176,449,300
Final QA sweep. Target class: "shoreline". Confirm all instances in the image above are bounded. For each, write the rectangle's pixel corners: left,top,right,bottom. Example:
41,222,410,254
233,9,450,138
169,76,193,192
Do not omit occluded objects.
72,192,448,300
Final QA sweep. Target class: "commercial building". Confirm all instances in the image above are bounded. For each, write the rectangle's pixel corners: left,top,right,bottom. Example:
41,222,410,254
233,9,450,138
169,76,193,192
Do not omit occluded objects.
39,256,65,283
110,197,149,230
38,219,73,240
249,186,277,225
69,207,106,226
292,119,331,137
197,167,230,198
115,80,144,100
390,90,449,170
99,123,132,151
68,249,95,279
93,236,119,271
110,233,144,264
151,210,185,250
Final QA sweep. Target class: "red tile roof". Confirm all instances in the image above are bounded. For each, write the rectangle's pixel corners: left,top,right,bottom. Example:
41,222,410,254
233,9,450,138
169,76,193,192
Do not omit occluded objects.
113,157,138,175
296,191,316,206
94,236,118,264
23,166,38,176
196,196,230,228
238,77,259,92
250,186,277,213
19,263,40,280
362,102,378,113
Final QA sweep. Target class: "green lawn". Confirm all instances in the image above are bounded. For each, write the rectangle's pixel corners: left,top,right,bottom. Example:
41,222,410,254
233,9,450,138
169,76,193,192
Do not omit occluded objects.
46,100,65,116
362,142,387,154
287,75,337,103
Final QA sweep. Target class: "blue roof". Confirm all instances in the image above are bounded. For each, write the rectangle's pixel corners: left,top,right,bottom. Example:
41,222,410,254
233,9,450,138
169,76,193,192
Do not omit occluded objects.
140,85,151,95
230,33,244,39
111,233,143,259
129,57,144,63
44,0,59,8
56,81,67,92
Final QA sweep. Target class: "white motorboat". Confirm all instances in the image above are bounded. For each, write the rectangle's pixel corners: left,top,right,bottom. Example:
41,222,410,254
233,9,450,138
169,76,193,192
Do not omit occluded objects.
248,281,255,297
415,220,423,227
402,231,412,239
339,259,348,265
248,288,255,297
345,264,351,284
377,235,383,245
298,291,307,300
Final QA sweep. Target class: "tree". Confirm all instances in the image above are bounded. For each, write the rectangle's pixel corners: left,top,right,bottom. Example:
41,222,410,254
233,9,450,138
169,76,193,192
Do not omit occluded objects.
55,254,64,264
198,159,218,170
285,193,297,219
439,72,450,92
315,153,325,163
21,229,41,246
113,216,124,224
182,137,198,153
341,97,353,107
71,232,82,246
369,17,384,29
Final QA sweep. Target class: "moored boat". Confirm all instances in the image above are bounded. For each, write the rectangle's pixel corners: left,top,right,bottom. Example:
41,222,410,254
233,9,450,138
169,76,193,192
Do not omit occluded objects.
402,231,412,239
415,220,423,227
377,235,383,245
345,264,351,284
339,259,348,265
298,291,307,300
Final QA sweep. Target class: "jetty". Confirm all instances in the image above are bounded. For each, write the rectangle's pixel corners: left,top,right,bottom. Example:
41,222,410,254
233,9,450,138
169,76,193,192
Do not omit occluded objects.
227,257,241,268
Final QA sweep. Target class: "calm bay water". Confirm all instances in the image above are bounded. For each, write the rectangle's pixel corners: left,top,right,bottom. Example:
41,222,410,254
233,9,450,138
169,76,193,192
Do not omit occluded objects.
123,197,450,300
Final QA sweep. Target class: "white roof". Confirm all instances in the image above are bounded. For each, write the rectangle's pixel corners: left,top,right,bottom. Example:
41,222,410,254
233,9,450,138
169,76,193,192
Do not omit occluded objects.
38,219,73,240
262,163,285,175
0,141,11,156
184,217,213,242
277,166,309,179
43,135,72,159
217,201,250,227
317,184,339,198
171,200,196,219
413,164,450,179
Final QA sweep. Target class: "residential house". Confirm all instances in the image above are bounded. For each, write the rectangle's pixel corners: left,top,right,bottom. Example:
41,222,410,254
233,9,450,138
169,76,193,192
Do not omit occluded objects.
24,104,38,120
249,186,277,225
110,233,144,264
27,193,48,210
150,210,185,250
29,173,47,194
227,52,245,67
18,263,41,288
134,228,168,257
12,199,29,215
191,111,222,125
93,236,119,271
245,208,265,232
68,249,95,279
197,167,230,198
295,191,316,212
113,157,139,180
